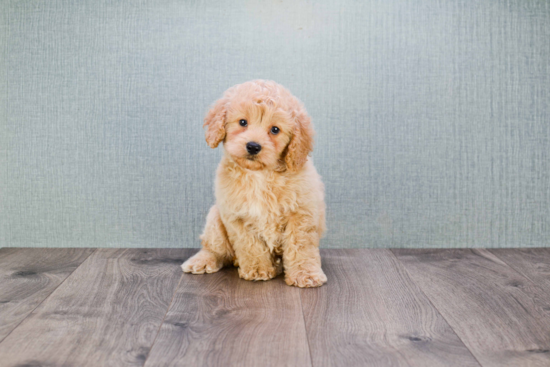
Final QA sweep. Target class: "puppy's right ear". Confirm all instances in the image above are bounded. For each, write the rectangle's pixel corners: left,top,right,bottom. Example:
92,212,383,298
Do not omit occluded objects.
203,97,229,148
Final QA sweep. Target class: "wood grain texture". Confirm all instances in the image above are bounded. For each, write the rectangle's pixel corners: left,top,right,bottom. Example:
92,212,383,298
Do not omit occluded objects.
0,248,95,342
144,257,312,367
2,248,549,367
393,249,550,367
489,248,550,291
300,249,480,367
0,248,191,367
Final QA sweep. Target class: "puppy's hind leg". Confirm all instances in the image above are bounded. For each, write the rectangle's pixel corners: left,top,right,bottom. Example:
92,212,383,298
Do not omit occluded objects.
182,205,234,274
232,231,281,281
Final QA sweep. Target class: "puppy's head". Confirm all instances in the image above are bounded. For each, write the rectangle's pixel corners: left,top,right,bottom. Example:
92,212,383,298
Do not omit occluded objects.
203,80,314,172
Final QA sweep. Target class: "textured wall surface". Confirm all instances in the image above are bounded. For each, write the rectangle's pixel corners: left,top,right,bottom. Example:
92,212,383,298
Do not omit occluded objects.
2,0,549,248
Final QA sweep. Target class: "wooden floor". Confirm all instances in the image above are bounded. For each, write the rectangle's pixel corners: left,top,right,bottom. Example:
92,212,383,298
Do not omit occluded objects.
0,249,549,367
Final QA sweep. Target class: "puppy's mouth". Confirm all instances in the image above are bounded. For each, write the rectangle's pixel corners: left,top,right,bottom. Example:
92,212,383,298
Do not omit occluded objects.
234,155,267,171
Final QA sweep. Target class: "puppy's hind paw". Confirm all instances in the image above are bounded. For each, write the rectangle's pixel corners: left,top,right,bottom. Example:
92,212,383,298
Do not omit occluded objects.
181,250,223,274
285,269,327,288
238,266,279,281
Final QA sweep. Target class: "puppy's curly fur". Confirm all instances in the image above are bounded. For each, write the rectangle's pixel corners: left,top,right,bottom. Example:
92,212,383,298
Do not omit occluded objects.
182,80,327,287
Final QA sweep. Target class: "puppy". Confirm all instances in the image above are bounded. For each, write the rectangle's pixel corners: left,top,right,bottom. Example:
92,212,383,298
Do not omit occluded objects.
182,80,327,287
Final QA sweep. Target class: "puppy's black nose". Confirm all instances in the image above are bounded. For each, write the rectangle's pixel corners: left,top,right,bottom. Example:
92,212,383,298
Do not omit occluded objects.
246,142,262,155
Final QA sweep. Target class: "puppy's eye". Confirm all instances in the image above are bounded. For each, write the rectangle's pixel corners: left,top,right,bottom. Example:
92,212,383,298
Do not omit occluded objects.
239,119,247,127
271,126,280,135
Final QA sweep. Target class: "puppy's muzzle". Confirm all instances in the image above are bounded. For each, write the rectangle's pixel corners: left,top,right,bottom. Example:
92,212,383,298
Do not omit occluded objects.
246,141,262,155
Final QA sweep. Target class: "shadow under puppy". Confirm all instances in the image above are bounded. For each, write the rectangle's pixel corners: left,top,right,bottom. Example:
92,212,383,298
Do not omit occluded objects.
182,80,327,287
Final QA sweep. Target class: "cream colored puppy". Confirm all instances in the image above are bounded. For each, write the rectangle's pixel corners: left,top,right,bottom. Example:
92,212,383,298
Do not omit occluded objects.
182,80,327,287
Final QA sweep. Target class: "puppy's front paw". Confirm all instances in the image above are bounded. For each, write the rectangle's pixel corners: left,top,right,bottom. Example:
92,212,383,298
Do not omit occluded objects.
238,265,279,281
285,269,327,288
181,250,223,274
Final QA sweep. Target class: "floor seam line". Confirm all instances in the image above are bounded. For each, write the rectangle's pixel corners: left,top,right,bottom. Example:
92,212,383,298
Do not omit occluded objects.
388,249,485,367
0,248,97,346
142,270,185,367
486,249,540,287
298,286,315,367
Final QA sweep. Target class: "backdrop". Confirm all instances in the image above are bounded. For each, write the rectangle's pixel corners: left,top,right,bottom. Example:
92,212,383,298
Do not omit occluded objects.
2,0,549,248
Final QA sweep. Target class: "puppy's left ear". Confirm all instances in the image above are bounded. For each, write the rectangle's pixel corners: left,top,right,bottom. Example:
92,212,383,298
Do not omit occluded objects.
284,107,314,171
203,97,229,148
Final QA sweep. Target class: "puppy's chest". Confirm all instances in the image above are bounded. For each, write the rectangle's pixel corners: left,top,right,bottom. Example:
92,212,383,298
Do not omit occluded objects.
218,171,297,226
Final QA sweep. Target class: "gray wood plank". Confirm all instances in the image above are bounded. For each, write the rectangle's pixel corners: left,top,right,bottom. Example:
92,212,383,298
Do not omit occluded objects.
0,248,94,342
490,248,550,291
393,249,550,367
144,259,312,367
300,249,480,367
0,248,191,367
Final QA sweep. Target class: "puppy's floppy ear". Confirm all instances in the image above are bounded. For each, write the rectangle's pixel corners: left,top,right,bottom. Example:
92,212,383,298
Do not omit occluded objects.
203,97,229,148
285,107,314,171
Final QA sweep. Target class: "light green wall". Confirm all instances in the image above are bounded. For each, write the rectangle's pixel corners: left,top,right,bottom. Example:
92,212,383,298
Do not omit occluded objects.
2,0,549,248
